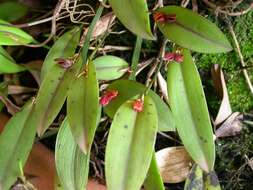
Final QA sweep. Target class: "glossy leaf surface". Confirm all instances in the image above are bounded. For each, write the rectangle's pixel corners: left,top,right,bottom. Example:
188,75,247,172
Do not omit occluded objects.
109,0,153,40
0,2,27,22
0,20,34,45
0,101,36,190
167,49,215,172
105,96,158,190
55,119,89,190
156,6,232,53
0,46,25,74
41,27,80,80
35,58,81,137
144,152,165,190
93,55,128,80
104,80,175,131
67,61,100,153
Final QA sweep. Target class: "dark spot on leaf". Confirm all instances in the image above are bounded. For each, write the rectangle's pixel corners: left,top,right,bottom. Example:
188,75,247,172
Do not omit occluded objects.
199,136,207,143
124,125,128,129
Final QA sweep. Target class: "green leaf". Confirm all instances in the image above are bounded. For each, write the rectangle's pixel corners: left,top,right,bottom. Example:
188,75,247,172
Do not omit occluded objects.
204,171,221,190
0,46,25,74
0,101,37,190
55,118,90,190
0,2,28,22
109,0,154,40
93,55,128,80
105,96,158,190
104,80,175,132
144,152,165,190
184,164,204,190
156,6,232,53
0,20,34,45
35,58,82,137
167,49,215,172
41,27,80,80
67,61,100,153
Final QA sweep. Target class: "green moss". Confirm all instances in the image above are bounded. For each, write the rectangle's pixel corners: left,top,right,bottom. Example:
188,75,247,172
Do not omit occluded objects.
195,10,253,112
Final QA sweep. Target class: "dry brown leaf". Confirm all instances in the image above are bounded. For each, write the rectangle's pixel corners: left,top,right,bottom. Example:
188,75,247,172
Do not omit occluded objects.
157,72,169,104
0,94,20,115
156,146,192,183
211,64,232,126
215,112,243,138
81,12,115,45
8,85,37,95
92,12,115,38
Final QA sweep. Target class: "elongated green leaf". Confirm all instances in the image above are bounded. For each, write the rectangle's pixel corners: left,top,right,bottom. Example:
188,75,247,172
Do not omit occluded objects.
0,101,37,190
35,58,82,137
105,96,158,190
67,61,99,153
93,55,128,80
0,2,27,22
55,119,89,190
104,80,175,132
0,46,25,74
167,49,215,172
156,6,232,53
41,27,80,80
184,164,204,190
0,20,34,45
144,152,165,190
204,171,221,190
109,0,154,40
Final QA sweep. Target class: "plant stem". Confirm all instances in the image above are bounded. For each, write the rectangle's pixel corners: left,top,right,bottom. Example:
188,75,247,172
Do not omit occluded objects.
129,36,143,80
81,3,104,65
145,39,167,95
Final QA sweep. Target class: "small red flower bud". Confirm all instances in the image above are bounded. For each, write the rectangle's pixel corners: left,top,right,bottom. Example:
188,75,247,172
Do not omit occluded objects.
132,99,144,112
99,90,118,106
99,96,110,106
153,13,177,24
163,52,184,63
174,53,184,63
164,52,175,61
55,58,73,69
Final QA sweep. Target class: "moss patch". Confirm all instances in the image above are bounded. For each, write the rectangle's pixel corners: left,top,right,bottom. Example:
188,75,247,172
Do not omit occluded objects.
195,10,253,112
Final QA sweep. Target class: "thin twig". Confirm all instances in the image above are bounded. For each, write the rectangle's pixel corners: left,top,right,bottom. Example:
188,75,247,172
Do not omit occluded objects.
202,0,253,16
227,19,253,95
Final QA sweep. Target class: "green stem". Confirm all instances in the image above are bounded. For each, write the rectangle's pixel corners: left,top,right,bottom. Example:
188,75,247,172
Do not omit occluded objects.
145,39,167,95
129,36,143,80
81,4,104,65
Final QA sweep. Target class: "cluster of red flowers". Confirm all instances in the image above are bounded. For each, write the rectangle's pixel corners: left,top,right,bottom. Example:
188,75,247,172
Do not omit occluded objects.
99,90,144,113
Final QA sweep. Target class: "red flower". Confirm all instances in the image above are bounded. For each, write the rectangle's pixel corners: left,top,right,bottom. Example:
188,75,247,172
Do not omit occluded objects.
55,58,73,69
153,13,176,24
164,52,175,61
164,52,184,63
174,53,184,63
99,90,118,106
132,99,144,112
